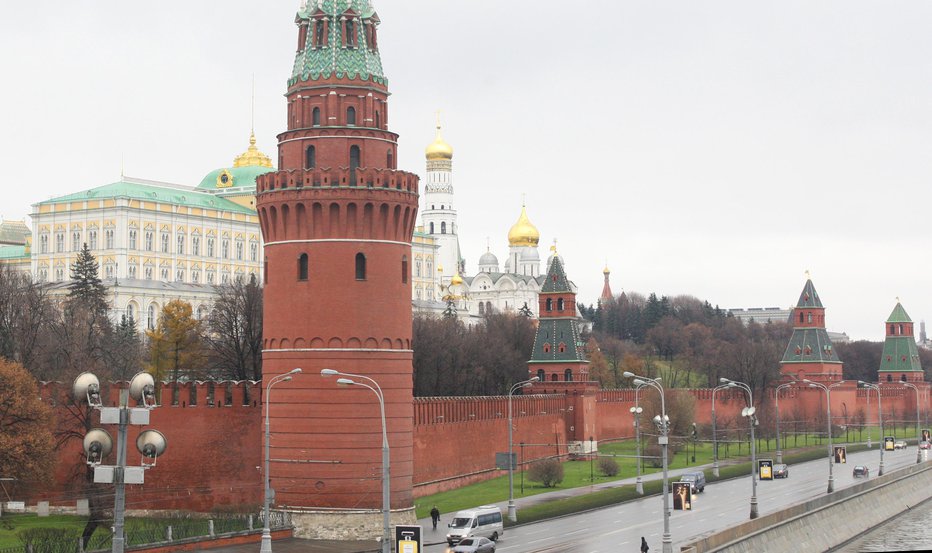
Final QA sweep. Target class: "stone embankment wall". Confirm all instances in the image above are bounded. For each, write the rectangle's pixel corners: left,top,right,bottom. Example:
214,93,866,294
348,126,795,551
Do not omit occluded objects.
680,461,932,553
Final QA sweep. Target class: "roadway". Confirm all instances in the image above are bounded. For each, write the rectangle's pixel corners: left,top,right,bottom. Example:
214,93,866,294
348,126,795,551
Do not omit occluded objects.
419,445,926,552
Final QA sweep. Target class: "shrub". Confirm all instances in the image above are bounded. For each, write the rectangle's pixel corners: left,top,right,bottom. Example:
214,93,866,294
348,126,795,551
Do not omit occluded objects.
527,458,564,488
597,457,620,477
18,527,82,553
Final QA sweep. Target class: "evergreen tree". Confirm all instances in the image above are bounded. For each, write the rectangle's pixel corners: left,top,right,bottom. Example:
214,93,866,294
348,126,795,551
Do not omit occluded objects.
67,244,108,315
443,299,457,319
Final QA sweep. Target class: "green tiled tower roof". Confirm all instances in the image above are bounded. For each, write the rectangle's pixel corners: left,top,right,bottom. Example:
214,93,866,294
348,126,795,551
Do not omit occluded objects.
291,0,386,86
796,279,823,308
530,318,587,363
541,255,570,293
886,302,912,324
781,328,841,364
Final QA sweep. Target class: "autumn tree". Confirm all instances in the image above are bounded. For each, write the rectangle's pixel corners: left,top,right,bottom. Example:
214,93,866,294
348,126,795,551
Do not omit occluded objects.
147,300,207,394
0,266,55,373
0,359,55,496
207,277,263,381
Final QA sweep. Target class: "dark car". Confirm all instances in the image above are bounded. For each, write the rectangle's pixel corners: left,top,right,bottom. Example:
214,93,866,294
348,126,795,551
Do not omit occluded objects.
773,463,789,478
452,537,496,553
853,465,869,478
679,471,706,493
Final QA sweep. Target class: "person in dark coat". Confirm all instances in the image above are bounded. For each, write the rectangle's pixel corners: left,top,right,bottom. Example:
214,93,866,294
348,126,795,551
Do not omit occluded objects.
640,536,649,552
430,506,441,529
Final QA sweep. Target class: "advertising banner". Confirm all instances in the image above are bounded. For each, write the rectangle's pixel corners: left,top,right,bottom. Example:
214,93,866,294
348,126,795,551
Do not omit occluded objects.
884,436,895,451
395,525,422,553
834,446,847,464
672,481,692,511
758,459,773,480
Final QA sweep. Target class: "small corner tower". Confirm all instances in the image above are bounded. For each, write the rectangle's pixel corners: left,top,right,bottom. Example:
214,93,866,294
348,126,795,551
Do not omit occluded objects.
780,275,843,382
421,116,462,284
878,300,924,383
256,0,419,539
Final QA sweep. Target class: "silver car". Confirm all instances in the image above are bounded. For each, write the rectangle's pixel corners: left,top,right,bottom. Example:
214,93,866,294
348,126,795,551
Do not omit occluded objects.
452,537,496,553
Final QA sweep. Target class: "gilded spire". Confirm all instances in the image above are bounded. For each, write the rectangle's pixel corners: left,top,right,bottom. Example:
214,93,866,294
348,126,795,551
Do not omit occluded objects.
233,132,274,168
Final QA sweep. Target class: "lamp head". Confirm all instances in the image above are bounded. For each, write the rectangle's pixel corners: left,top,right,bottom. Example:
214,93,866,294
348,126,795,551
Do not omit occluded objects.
289,368,303,376
802,378,812,383
320,368,339,377
623,371,636,378
282,376,292,383
336,377,355,386
808,383,818,389
653,414,662,425
529,376,540,382
719,377,730,384
633,378,646,386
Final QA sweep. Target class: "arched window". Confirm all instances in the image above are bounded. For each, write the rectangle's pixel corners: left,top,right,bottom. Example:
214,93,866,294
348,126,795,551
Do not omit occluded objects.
557,298,565,311
807,312,812,323
387,149,393,168
886,374,893,382
306,145,316,169
486,301,492,314
375,111,381,128
312,107,321,126
126,303,136,323
479,302,485,315
441,221,446,234
349,145,361,182
543,343,551,353
345,19,356,47
899,324,904,335
551,373,559,382
564,369,573,382
314,19,325,47
346,106,356,126
298,253,309,281
429,222,434,234
901,374,907,382
890,324,895,335
799,312,804,323
546,298,553,311
401,255,408,284
147,304,157,330
537,369,545,382
355,253,366,280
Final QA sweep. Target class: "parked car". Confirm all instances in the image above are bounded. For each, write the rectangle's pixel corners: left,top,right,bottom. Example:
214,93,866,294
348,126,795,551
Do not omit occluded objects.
446,506,504,546
773,463,789,478
451,537,496,553
679,471,706,493
853,465,869,478
894,440,907,450
919,441,931,450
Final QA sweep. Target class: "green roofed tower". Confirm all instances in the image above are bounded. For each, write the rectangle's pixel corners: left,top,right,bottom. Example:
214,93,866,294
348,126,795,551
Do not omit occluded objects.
780,277,843,383
878,301,924,383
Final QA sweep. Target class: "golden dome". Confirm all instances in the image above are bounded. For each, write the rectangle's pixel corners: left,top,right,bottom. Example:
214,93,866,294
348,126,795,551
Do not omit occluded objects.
450,273,464,286
508,205,540,247
233,132,274,168
425,120,453,161
603,265,611,275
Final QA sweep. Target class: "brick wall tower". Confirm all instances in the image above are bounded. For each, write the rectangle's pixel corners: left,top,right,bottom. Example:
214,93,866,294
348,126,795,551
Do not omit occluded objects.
878,301,924,383
780,276,843,383
256,0,419,539
528,252,597,448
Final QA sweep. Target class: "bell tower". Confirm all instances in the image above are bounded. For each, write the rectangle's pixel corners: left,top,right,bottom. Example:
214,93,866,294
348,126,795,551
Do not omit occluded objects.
256,0,419,539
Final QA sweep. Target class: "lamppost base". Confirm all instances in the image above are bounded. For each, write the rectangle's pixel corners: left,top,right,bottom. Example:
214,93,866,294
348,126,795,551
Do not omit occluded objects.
636,477,643,495
878,464,884,477
507,502,517,522
259,530,272,553
749,502,758,520
712,462,719,478
661,534,673,553
776,450,783,465
827,478,834,494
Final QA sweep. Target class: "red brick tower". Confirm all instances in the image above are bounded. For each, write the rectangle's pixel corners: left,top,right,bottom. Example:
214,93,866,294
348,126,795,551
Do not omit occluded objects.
256,0,419,538
779,276,843,383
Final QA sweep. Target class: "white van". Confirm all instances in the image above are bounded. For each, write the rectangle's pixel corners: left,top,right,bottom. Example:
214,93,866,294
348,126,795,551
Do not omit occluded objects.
445,505,504,545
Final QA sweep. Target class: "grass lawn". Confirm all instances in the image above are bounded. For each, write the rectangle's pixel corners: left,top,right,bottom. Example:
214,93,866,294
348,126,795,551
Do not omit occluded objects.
0,514,93,548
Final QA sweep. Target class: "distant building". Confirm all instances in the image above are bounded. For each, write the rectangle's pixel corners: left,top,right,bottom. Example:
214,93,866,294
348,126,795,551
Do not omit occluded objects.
727,306,791,325
0,219,31,274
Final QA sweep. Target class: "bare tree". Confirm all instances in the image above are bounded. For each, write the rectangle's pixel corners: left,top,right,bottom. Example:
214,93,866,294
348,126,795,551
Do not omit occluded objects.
206,278,263,381
0,266,55,373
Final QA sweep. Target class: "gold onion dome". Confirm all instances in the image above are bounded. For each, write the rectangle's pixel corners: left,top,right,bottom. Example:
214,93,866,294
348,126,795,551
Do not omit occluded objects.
603,265,611,275
425,124,453,161
233,132,274,168
508,205,540,247
450,273,464,286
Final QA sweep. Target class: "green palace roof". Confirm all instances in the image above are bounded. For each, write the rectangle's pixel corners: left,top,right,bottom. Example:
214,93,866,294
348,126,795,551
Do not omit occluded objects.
291,1,386,85
197,165,274,192
38,179,256,216
0,245,26,260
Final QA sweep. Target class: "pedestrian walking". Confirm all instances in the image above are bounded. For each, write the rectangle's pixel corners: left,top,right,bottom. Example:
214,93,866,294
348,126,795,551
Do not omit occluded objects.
430,506,441,530
640,536,649,552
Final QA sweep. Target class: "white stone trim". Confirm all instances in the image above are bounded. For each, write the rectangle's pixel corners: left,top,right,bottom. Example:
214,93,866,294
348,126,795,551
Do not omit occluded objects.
264,239,411,246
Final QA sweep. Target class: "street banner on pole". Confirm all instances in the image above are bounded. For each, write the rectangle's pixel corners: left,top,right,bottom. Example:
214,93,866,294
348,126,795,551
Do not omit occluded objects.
758,459,773,480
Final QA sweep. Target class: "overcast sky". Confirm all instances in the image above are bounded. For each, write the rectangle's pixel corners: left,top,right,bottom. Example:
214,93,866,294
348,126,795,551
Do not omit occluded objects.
2,1,931,341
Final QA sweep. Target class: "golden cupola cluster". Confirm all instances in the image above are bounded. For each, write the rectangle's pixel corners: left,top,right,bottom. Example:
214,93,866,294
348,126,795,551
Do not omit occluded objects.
425,123,453,161
233,132,274,168
508,205,540,247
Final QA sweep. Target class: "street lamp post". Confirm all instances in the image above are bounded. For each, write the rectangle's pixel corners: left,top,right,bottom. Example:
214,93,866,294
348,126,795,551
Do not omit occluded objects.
775,382,796,465
261,368,301,553
903,382,922,464
860,381,885,476
711,383,730,478
721,378,758,519
805,380,834,493
630,384,646,494
624,371,671,553
321,369,391,553
507,377,539,521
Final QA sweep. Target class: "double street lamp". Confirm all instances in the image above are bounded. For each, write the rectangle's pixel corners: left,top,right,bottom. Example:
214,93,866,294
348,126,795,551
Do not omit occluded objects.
629,382,647,495
804,379,841,493
720,378,758,519
902,382,922,464
774,382,796,465
321,369,391,553
261,368,302,553
624,371,671,553
859,381,885,476
507,376,539,522
710,382,731,478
